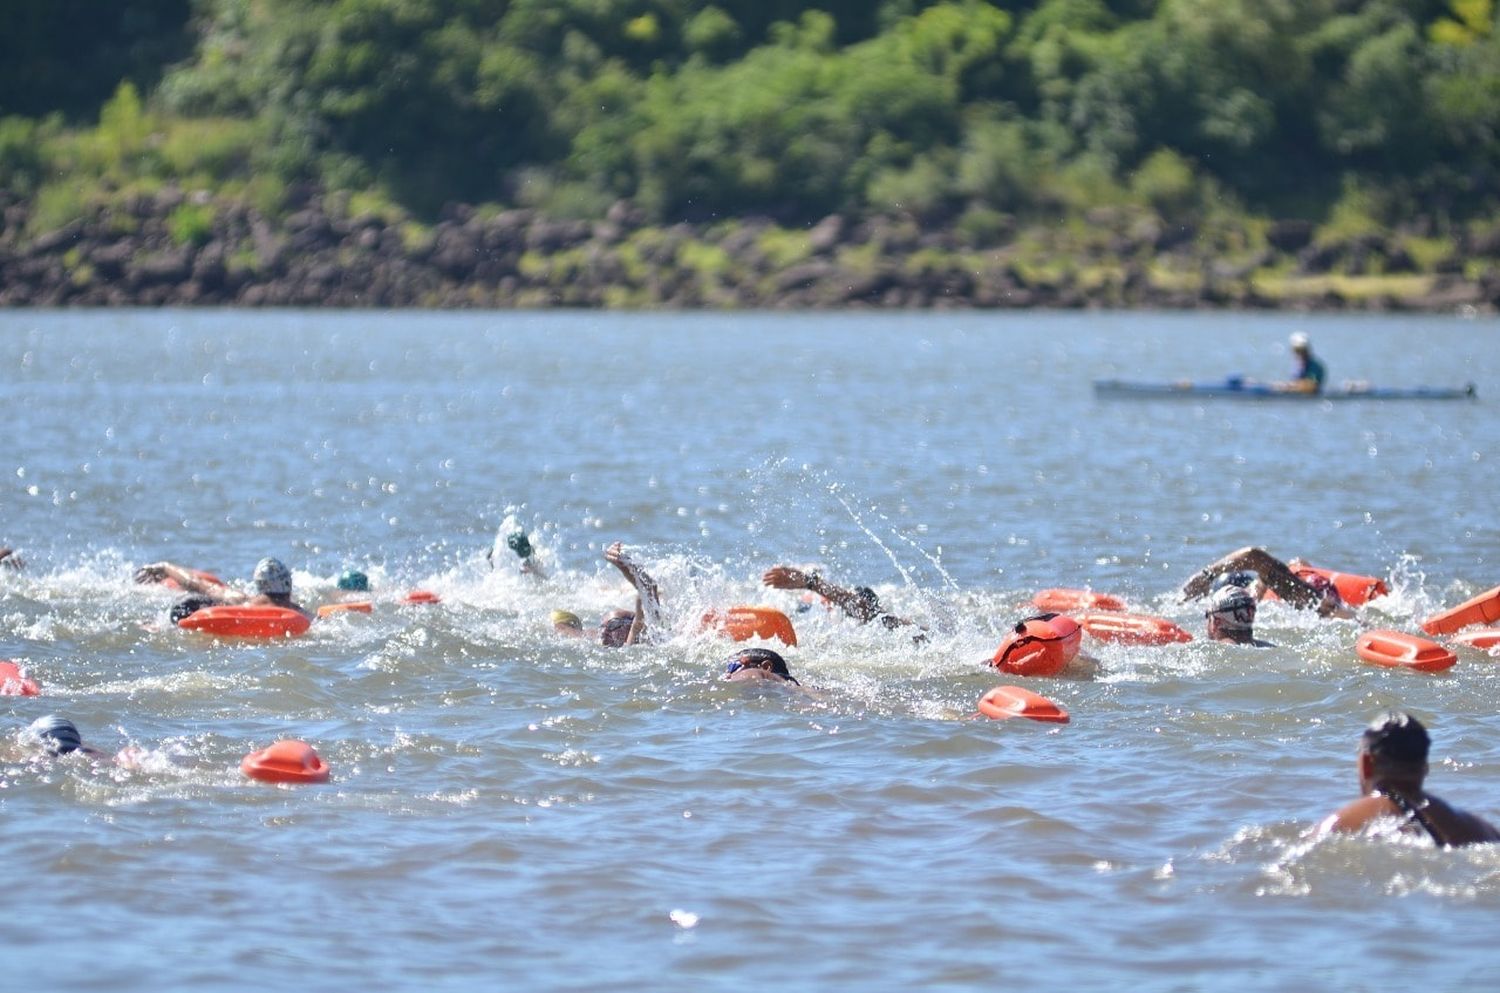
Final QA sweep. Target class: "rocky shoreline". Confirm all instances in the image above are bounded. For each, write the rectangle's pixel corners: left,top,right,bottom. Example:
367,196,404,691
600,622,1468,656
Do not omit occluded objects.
2,188,1497,312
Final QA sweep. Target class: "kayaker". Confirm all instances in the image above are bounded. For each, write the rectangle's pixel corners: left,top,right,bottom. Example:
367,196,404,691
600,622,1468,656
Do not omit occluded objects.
1281,331,1326,393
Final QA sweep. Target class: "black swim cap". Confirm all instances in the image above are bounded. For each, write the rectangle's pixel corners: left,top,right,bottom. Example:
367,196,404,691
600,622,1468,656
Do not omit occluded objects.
1361,711,1430,768
27,715,82,755
724,647,797,682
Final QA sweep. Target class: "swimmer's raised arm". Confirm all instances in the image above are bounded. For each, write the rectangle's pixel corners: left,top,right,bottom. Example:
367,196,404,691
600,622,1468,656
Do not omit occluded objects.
1180,546,1322,610
762,564,917,631
0,547,24,571
605,542,661,643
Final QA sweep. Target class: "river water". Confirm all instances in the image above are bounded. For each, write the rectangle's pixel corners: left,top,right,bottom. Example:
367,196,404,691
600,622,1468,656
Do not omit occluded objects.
2,309,1498,991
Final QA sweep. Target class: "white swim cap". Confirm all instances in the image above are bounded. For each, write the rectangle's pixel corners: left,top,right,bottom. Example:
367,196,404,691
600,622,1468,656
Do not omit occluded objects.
253,557,293,595
1206,585,1257,631
1289,331,1310,350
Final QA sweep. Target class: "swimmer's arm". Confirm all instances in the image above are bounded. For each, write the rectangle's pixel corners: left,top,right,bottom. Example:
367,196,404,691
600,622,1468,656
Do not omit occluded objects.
763,566,876,622
133,561,242,600
606,542,662,636
0,546,24,570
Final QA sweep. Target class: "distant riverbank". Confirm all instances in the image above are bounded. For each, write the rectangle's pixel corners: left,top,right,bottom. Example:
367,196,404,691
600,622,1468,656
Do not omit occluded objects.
3,187,1496,312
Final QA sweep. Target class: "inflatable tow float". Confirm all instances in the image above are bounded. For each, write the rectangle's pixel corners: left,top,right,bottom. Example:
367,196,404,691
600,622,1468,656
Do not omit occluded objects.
1289,563,1389,606
0,660,40,696
702,605,798,647
1450,627,1500,651
976,685,1070,724
241,739,330,784
317,601,374,619
178,605,312,639
990,614,1081,677
1031,588,1126,613
1074,612,1192,646
1355,629,1457,673
1421,584,1500,636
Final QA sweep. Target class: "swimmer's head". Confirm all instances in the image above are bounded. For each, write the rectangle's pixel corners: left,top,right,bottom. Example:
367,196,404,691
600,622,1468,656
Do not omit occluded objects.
1206,585,1256,631
600,611,635,648
337,569,369,592
724,647,798,684
1297,570,1345,615
25,714,82,755
551,609,583,632
1290,331,1310,353
253,557,293,596
1360,711,1429,784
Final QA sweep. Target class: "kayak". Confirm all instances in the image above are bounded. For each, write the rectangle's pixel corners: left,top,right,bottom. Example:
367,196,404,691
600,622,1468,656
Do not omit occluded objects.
1094,378,1476,401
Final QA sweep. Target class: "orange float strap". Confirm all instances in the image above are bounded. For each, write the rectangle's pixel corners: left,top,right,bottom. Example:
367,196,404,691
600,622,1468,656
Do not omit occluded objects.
1421,584,1500,636
1291,563,1388,606
976,685,1070,724
317,601,374,618
1450,627,1500,650
240,740,330,784
402,590,442,605
0,660,40,696
1355,629,1457,673
1031,588,1126,613
990,613,1081,677
702,605,798,647
1075,611,1192,645
178,605,312,638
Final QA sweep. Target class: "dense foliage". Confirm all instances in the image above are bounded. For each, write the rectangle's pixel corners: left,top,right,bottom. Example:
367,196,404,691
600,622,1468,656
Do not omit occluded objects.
4,0,1500,236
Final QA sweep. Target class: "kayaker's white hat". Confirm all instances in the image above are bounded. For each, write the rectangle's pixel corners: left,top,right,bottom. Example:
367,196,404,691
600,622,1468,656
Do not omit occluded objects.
1289,331,1310,351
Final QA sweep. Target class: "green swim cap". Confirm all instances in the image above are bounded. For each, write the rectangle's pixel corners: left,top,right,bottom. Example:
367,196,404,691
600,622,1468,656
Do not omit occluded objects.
507,531,533,559
551,609,582,630
337,569,370,592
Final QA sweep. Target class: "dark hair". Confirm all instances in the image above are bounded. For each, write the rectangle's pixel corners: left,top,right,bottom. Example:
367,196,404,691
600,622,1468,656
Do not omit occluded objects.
1361,711,1430,770
724,648,798,683
169,594,221,625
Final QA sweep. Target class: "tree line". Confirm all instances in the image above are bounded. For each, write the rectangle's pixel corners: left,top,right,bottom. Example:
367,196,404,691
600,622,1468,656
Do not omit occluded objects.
2,0,1498,239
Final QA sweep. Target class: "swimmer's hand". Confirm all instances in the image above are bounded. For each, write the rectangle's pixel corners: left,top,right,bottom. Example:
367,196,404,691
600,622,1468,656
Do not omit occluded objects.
133,563,169,584
604,541,632,567
0,547,24,571
763,565,813,590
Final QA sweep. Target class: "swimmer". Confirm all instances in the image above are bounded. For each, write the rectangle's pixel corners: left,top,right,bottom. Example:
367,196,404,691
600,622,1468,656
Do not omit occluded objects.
21,714,112,760
551,609,587,638
594,541,661,647
1278,331,1326,394
488,528,548,580
722,647,799,685
1181,546,1350,618
1318,711,1500,847
762,565,920,635
1204,585,1273,647
135,557,314,621
0,546,24,571
336,568,370,595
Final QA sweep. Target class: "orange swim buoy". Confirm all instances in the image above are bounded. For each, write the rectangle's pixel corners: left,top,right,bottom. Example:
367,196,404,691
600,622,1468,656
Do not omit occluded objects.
1075,611,1192,645
990,614,1080,677
178,605,312,638
977,685,1070,724
1421,584,1500,636
1450,627,1500,651
317,601,374,618
1031,588,1126,613
1291,563,1388,606
240,740,330,784
0,660,40,696
1355,629,1457,673
402,590,442,605
702,606,798,647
